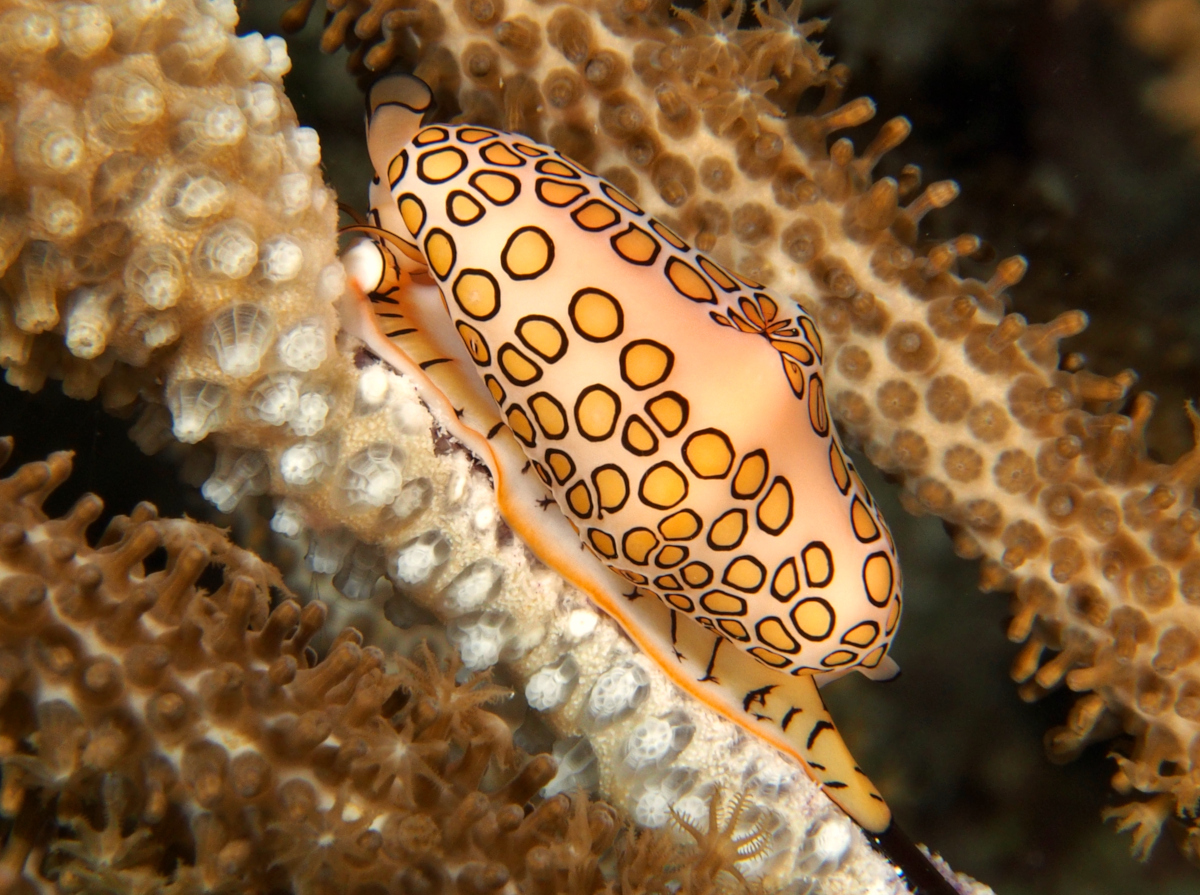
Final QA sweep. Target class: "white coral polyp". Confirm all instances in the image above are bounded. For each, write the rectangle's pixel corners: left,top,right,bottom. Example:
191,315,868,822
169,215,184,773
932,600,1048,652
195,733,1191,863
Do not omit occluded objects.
290,392,330,436
164,169,228,226
56,4,112,57
238,81,280,130
279,439,334,487
124,243,186,310
525,656,579,711
262,34,290,79
357,364,390,409
447,610,514,671
116,77,163,128
140,314,179,349
90,65,164,137
258,235,303,283
288,126,320,168
270,498,305,538
391,477,432,522
276,172,311,215
315,262,346,303
179,100,246,153
17,94,86,174
471,504,496,533
586,663,651,727
125,243,186,309
392,399,428,435
108,0,165,41
194,220,257,279
231,32,270,80
65,284,118,359
198,0,238,29
623,718,673,770
247,373,300,426
634,789,673,828
798,814,854,876
631,768,697,828
168,379,230,444
441,558,503,614
306,528,353,575
623,712,694,771
342,443,405,508
277,319,328,371
541,738,599,798
565,608,599,642
201,450,269,513
42,131,83,172
30,187,82,238
163,16,229,85
389,531,451,586
205,303,272,376
672,793,713,831
1,10,58,56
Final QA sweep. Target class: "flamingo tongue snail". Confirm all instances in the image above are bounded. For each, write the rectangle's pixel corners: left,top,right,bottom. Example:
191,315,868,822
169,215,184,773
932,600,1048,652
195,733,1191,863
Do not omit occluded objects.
341,73,958,894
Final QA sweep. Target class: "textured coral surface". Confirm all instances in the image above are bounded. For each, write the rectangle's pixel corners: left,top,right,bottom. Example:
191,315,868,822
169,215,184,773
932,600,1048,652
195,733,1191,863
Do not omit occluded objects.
0,439,767,895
